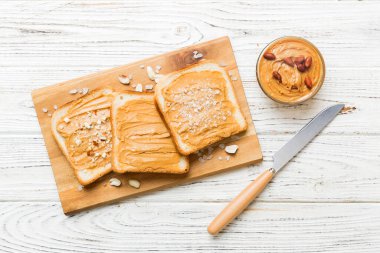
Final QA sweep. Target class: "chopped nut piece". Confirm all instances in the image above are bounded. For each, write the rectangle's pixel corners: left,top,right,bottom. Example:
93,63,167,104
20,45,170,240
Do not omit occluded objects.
218,156,223,160
128,179,140,189
75,138,82,146
193,51,203,59
84,122,91,129
109,178,122,187
64,117,70,123
273,71,282,83
118,75,130,85
42,108,48,113
101,152,107,158
226,155,231,161
82,88,89,95
263,52,276,60
340,106,357,114
53,105,58,110
69,89,78,95
147,66,156,80
135,83,143,92
225,144,238,154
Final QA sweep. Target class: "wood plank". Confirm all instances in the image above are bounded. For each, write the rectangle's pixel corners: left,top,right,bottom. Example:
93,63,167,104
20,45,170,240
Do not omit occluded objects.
31,36,262,213
0,202,379,253
0,134,378,203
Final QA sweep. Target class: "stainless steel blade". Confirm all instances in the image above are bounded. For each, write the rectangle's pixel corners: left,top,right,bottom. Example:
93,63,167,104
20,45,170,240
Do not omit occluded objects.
273,104,345,172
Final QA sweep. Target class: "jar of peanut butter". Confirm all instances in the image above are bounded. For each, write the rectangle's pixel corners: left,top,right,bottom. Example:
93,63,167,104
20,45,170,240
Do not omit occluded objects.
256,36,325,105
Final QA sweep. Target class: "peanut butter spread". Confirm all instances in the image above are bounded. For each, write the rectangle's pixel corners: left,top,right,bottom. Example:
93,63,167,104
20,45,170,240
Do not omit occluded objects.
162,71,241,148
115,97,183,171
257,37,325,103
57,90,112,172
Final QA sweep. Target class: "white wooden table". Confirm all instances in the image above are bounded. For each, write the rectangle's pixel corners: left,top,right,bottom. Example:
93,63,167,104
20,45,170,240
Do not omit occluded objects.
1,1,379,252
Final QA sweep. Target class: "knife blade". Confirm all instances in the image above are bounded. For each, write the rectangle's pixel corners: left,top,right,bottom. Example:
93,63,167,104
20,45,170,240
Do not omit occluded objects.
273,104,345,172
208,104,345,235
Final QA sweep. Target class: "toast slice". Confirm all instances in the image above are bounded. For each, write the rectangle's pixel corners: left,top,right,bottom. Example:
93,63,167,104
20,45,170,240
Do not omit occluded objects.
51,88,114,186
111,92,189,174
155,62,248,155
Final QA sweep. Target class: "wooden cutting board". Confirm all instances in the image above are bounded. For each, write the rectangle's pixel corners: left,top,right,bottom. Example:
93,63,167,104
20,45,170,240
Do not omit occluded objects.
31,36,263,214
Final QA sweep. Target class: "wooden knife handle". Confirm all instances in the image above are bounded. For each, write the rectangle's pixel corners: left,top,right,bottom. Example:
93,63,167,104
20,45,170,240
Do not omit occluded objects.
207,168,275,235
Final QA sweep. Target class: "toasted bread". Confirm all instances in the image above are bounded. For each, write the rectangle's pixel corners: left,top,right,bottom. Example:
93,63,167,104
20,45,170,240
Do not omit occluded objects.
51,88,114,186
155,62,248,155
111,91,189,174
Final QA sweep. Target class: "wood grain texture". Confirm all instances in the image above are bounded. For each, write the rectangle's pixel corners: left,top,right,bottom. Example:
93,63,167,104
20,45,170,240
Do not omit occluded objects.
1,0,380,252
0,202,379,253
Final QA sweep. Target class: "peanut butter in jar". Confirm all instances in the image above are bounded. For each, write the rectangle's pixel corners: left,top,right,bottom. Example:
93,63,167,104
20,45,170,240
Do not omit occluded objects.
256,36,325,105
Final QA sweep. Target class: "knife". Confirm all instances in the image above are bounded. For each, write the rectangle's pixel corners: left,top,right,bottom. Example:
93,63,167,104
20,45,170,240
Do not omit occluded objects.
207,104,345,235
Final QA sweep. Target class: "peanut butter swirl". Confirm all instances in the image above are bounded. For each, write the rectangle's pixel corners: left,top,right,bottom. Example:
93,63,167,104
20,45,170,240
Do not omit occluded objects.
115,98,183,172
257,37,325,103
162,71,241,148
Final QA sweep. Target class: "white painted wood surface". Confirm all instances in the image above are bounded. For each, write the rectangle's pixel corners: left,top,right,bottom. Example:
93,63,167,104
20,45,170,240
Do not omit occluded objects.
0,0,379,252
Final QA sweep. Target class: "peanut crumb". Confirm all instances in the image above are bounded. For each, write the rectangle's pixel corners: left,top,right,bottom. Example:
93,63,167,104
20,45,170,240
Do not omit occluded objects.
69,89,78,95
340,106,357,114
128,179,140,189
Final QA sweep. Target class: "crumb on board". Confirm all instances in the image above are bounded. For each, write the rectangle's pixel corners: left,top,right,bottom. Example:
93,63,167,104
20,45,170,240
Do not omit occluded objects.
109,178,122,187
128,179,140,189
225,144,239,154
